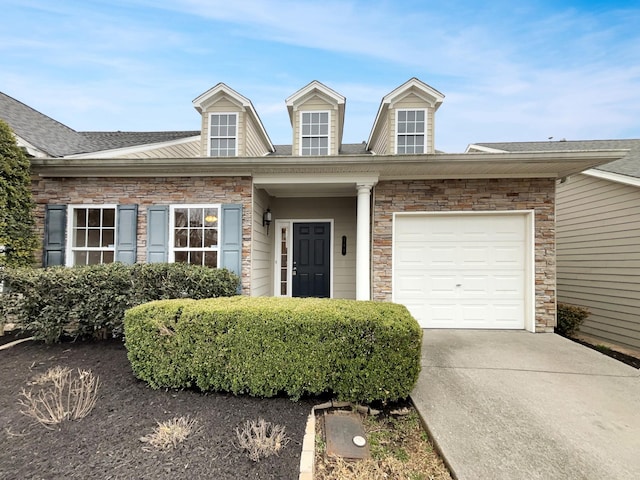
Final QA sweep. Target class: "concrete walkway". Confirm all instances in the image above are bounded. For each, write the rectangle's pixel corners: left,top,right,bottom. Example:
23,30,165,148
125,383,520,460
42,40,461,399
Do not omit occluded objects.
410,330,640,480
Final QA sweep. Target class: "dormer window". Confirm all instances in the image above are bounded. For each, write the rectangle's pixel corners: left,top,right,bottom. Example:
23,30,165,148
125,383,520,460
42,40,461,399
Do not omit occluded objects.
396,109,425,154
300,111,329,155
209,113,237,156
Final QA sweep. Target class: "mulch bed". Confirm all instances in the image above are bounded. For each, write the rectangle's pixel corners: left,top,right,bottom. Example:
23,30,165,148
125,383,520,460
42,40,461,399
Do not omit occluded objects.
0,335,315,480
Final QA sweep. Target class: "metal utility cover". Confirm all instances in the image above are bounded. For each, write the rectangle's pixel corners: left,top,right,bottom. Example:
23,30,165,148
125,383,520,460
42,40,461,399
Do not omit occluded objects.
324,411,370,459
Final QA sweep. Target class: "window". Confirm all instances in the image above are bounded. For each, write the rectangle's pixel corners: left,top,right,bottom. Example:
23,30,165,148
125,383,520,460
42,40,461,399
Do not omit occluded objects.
300,111,329,155
170,205,220,267
68,206,116,266
396,109,425,154
209,113,237,156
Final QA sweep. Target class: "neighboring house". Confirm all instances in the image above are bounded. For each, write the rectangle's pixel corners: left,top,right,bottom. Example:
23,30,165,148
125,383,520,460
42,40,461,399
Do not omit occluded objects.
468,140,640,351
0,79,626,333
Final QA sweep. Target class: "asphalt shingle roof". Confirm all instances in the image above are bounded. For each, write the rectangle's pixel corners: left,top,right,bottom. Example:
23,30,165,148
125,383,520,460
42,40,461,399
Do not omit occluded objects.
472,140,640,179
1,91,199,157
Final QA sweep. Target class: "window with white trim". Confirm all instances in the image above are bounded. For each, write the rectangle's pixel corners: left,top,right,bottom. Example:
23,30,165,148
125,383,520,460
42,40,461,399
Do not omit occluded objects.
68,206,116,266
209,113,237,156
300,111,329,155
396,109,426,154
170,205,220,267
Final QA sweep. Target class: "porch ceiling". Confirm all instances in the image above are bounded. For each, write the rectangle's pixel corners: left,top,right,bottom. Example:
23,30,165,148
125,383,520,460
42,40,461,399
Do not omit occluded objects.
31,150,628,180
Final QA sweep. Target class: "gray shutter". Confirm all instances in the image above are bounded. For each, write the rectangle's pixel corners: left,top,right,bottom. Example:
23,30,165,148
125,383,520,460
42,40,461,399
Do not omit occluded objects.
43,205,66,267
115,204,138,264
147,206,169,263
220,204,242,289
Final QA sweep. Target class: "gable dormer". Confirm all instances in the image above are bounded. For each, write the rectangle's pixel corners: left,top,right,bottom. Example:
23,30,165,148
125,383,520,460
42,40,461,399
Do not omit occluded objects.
193,83,274,157
367,78,444,155
285,81,345,156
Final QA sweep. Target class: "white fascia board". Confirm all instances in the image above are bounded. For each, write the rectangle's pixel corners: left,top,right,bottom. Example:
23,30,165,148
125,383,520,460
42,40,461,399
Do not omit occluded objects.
253,173,379,186
583,168,640,187
285,80,345,107
15,134,49,157
465,144,509,153
64,135,200,159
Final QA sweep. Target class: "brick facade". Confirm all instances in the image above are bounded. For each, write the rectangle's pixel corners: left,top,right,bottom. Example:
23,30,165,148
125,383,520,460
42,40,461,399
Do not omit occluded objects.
372,178,556,332
31,176,253,293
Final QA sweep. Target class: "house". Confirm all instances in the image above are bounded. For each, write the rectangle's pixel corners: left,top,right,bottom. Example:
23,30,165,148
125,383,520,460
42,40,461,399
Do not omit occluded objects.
468,140,640,351
0,79,626,333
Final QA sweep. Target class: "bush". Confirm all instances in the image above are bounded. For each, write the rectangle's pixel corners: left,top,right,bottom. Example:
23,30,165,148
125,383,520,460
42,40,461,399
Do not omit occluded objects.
556,303,590,336
124,297,423,403
0,263,239,343
0,119,39,267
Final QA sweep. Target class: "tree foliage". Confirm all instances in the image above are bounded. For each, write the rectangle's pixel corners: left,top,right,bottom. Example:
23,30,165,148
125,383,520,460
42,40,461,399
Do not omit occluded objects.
0,119,38,267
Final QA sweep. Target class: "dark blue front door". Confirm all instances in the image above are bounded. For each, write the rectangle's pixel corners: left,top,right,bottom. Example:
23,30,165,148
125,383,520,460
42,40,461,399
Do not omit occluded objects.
292,222,330,298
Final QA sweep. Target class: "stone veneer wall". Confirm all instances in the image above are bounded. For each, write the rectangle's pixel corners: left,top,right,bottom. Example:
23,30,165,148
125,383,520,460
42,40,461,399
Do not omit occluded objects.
372,178,556,332
31,176,253,293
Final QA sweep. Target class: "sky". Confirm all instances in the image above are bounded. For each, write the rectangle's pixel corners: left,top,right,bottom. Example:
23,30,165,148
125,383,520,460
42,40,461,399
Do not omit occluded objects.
1,0,639,153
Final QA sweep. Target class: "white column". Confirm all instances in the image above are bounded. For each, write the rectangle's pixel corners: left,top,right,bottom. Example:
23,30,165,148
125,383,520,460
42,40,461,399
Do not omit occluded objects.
356,183,372,301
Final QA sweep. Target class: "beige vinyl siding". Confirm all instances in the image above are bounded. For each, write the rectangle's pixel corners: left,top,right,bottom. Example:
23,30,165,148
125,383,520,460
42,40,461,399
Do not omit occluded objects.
369,110,389,154
245,114,271,157
119,139,200,159
391,93,436,154
251,186,273,296
272,196,356,299
293,96,338,155
200,97,243,156
557,173,640,350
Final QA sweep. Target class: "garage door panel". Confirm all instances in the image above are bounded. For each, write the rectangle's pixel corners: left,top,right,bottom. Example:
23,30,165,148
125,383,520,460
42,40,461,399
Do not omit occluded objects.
394,213,527,329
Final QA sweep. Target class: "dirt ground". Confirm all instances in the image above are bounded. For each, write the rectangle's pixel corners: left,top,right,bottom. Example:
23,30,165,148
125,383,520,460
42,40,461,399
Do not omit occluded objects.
0,335,315,480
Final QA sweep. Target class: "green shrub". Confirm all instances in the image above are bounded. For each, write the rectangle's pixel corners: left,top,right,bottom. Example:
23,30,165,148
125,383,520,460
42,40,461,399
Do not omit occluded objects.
0,119,39,267
124,297,423,403
556,303,590,336
0,263,239,343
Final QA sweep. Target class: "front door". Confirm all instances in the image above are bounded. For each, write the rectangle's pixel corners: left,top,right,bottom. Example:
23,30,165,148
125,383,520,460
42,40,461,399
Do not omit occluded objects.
292,222,330,297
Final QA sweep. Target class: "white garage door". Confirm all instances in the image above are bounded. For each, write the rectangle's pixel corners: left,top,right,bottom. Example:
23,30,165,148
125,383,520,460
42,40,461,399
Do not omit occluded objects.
393,213,527,329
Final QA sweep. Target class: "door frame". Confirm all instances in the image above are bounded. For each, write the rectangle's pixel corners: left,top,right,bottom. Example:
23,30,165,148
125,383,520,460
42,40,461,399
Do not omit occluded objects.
274,218,334,298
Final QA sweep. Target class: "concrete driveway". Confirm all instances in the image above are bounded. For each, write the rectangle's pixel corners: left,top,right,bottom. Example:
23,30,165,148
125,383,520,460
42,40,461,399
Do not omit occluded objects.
410,330,640,480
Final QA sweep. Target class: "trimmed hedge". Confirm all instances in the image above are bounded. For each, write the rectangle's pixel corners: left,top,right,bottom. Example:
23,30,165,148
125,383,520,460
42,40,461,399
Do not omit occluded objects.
124,297,423,403
0,263,239,343
556,303,590,336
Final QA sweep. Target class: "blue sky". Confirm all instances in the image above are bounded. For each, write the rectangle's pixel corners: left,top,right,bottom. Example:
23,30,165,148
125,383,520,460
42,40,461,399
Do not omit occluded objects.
1,0,639,152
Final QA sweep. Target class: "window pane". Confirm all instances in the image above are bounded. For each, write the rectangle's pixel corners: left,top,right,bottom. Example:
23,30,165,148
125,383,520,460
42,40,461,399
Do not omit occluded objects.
175,228,187,247
416,121,425,133
75,209,87,228
204,208,218,225
102,229,115,247
75,251,87,265
204,251,217,268
398,111,406,121
102,209,115,227
88,251,102,265
416,110,425,121
103,251,114,263
189,229,203,248
174,209,188,227
211,115,219,126
88,209,101,227
189,208,203,227
74,229,86,247
204,229,218,247
175,251,188,263
190,250,203,266
320,112,328,122
88,229,101,247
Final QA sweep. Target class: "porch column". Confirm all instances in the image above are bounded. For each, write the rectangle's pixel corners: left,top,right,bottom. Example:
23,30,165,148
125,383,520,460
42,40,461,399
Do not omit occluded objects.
356,183,373,301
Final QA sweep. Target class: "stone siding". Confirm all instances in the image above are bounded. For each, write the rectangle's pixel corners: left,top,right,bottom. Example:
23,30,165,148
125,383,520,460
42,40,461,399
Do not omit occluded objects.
31,176,253,293
373,178,556,332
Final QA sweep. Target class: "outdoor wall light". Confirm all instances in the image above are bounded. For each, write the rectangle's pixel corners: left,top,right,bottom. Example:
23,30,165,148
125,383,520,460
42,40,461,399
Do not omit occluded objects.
263,208,272,235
